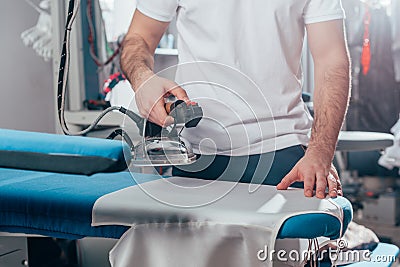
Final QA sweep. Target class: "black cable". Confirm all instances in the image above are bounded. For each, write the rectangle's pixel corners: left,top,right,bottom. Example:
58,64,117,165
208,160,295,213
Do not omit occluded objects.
57,0,77,135
106,128,134,150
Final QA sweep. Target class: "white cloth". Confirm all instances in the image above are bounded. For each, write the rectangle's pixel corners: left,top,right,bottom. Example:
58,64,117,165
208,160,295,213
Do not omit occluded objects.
21,0,53,61
136,0,345,156
92,177,344,267
341,221,379,250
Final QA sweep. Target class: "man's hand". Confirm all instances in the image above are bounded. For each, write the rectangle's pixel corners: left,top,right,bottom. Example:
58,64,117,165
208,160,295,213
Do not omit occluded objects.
276,19,350,198
135,71,189,126
277,150,342,199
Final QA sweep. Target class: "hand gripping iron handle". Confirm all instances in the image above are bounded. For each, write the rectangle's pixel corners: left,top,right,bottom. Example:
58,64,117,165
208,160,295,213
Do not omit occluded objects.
122,100,203,138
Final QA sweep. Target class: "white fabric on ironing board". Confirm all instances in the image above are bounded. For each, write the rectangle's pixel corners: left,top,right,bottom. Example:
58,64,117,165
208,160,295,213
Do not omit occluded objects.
92,177,343,267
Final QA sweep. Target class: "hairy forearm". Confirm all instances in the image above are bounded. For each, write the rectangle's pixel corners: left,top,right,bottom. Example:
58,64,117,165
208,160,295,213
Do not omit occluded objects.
308,59,351,160
120,34,155,91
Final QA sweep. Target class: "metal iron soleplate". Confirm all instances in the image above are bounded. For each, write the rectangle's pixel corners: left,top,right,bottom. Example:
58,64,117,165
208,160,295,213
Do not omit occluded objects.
131,154,197,167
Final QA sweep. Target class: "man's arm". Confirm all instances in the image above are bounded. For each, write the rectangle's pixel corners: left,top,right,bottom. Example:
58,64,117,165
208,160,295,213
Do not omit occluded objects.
277,20,351,199
121,10,188,126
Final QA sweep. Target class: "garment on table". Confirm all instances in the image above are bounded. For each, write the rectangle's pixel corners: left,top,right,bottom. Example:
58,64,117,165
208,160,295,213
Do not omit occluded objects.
91,177,344,267
340,221,379,251
136,0,345,156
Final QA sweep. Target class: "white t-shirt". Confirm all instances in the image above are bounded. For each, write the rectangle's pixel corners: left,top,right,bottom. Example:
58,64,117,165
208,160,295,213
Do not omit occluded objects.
137,0,345,156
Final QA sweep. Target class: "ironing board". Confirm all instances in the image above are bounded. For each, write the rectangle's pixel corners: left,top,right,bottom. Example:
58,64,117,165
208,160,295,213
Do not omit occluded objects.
337,131,394,152
0,167,351,240
0,128,397,266
0,128,351,240
334,131,395,182
0,167,398,266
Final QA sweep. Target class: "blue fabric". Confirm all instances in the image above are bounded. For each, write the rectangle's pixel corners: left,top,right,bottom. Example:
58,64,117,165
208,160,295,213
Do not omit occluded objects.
0,167,352,240
0,168,157,239
0,128,130,161
278,196,353,239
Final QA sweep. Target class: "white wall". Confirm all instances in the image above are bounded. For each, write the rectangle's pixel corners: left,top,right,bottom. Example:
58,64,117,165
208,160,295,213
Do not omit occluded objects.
0,0,55,133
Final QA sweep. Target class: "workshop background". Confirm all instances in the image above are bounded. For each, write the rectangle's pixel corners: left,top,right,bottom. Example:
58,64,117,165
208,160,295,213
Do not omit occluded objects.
0,0,400,267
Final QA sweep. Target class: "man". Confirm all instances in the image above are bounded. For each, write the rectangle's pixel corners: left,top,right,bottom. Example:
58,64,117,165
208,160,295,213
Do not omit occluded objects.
120,0,351,199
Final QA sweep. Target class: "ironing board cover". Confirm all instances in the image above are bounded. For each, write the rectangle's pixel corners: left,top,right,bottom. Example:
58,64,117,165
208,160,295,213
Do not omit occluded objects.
0,129,130,175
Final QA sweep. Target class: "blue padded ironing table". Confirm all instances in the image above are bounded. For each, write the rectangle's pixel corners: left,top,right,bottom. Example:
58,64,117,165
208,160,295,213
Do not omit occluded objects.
0,167,351,241
0,129,398,266
0,128,350,240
